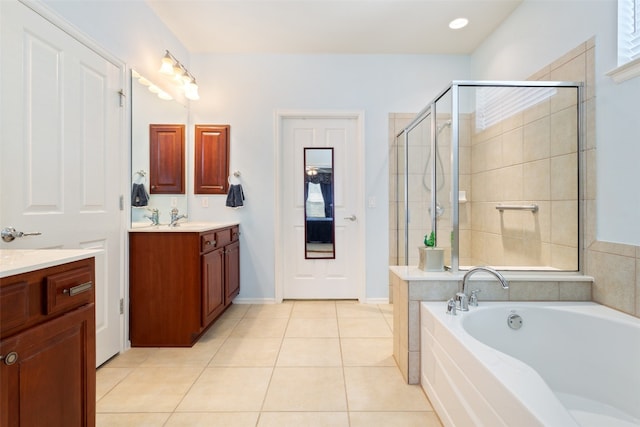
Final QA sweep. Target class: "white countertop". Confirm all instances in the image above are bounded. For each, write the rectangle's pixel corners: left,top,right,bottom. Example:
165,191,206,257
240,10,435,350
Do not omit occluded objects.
0,249,102,278
129,221,239,233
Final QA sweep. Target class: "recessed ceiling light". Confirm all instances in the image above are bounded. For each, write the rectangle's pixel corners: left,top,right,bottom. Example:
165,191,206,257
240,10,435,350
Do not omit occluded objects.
449,18,469,30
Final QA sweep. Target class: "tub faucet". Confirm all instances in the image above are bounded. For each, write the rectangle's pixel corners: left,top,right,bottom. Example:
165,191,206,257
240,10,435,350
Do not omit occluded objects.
455,266,509,311
144,208,160,226
169,208,188,227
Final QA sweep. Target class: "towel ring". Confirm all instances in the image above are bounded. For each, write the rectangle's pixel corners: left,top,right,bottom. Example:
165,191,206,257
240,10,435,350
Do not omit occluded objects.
133,170,147,183
228,170,241,184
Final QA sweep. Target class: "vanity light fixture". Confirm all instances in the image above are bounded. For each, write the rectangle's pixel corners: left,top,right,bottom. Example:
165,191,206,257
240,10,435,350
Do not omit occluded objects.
159,50,200,101
448,17,469,30
132,69,172,101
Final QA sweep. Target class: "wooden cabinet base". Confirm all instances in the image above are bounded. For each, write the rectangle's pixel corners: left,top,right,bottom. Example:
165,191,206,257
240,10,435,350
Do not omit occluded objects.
129,226,239,347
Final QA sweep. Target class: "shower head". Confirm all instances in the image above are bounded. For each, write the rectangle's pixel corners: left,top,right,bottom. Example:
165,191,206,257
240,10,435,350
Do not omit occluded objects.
436,120,452,135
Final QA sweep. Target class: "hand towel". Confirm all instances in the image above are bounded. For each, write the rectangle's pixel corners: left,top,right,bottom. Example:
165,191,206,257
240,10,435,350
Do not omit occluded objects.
225,184,245,208
131,183,149,207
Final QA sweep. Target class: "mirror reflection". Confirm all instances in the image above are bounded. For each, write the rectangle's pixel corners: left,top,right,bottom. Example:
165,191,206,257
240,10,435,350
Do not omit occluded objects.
304,148,335,259
131,70,188,227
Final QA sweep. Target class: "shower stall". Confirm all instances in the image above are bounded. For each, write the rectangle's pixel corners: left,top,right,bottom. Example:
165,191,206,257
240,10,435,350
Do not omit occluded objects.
393,81,583,272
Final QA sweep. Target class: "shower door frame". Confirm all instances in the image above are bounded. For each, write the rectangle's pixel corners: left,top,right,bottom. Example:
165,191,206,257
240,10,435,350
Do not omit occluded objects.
396,80,585,273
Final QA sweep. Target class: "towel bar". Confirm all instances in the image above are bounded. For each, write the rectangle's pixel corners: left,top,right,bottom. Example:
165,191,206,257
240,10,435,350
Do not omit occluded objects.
496,204,539,213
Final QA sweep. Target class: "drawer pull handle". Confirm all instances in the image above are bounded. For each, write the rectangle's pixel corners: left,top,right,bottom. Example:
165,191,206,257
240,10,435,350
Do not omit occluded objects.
205,240,216,246
63,281,93,296
0,351,18,366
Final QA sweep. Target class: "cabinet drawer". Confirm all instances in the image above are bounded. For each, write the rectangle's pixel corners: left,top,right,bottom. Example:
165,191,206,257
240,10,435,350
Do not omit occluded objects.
231,226,240,242
201,232,218,253
215,228,232,247
0,281,29,334
46,266,94,315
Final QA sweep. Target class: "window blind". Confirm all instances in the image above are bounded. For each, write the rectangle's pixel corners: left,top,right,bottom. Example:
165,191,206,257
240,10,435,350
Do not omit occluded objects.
619,0,640,64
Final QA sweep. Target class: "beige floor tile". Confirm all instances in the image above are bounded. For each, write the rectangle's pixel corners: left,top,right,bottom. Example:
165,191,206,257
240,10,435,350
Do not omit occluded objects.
262,367,347,411
222,302,251,318
349,411,442,427
336,302,385,318
96,367,133,401
344,367,432,411
209,337,282,367
384,313,394,331
97,367,203,413
139,345,219,368
177,367,272,412
276,337,342,366
378,304,394,315
341,338,395,366
165,412,259,426
244,302,294,318
257,411,349,427
285,317,339,337
101,347,154,368
96,413,170,426
200,316,242,340
338,317,392,338
230,317,289,338
290,300,337,318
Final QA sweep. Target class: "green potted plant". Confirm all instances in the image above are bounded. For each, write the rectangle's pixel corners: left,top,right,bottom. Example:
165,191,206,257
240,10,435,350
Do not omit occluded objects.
418,231,444,272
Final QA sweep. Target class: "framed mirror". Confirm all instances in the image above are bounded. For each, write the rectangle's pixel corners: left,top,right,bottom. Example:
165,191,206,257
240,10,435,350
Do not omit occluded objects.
131,70,188,227
304,148,335,259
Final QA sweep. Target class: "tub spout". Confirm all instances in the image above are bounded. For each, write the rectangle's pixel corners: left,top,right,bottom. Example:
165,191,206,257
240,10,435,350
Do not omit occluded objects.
456,266,509,311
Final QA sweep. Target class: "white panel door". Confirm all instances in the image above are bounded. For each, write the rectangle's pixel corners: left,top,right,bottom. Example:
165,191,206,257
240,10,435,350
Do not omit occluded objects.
281,115,363,299
0,1,123,366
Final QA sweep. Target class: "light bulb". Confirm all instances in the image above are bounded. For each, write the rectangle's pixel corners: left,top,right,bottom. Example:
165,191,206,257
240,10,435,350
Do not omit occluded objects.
160,51,174,74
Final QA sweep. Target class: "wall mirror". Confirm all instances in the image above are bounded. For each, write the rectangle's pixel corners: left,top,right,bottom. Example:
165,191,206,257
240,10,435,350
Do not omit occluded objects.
304,148,335,259
130,69,188,226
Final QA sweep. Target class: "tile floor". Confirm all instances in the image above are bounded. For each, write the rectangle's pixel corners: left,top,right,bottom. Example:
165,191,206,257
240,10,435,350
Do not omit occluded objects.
97,300,443,426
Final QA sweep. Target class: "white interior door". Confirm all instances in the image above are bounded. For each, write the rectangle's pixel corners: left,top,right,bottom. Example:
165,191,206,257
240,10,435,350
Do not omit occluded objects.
280,113,364,300
0,0,123,366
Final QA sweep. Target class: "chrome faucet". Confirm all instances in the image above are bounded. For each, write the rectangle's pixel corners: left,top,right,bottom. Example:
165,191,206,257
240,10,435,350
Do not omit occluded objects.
169,208,187,227
455,266,509,311
144,208,160,226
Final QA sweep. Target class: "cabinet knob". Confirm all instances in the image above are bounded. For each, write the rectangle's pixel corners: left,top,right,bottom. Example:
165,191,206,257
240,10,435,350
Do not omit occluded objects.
205,240,216,246
0,351,18,366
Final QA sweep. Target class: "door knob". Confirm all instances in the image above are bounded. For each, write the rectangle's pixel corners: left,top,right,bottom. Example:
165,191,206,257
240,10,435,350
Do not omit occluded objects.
344,215,357,221
1,227,42,243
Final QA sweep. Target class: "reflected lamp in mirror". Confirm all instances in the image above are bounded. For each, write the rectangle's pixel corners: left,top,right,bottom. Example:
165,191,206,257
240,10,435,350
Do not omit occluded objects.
304,148,335,259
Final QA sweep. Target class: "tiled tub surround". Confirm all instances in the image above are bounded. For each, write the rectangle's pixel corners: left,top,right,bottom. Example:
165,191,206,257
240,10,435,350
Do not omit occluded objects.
390,266,592,384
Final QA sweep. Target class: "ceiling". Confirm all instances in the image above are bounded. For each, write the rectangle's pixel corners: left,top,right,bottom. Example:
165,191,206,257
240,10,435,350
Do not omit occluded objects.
146,0,523,55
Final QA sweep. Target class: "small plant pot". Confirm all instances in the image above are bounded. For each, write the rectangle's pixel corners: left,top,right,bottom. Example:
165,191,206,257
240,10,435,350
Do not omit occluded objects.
418,247,444,272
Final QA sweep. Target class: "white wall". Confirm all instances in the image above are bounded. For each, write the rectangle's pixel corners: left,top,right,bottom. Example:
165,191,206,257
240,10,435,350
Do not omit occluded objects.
188,54,471,300
41,0,190,99
471,0,640,246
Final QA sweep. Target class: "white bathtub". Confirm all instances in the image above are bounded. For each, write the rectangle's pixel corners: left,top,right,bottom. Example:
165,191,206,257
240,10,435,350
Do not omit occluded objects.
420,301,640,427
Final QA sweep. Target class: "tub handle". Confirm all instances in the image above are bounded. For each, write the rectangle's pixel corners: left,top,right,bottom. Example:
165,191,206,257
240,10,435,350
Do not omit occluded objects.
446,298,457,315
469,289,481,307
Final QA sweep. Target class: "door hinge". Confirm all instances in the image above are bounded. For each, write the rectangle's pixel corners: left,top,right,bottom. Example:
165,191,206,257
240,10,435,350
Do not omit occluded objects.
118,89,126,107
119,298,124,315
119,195,124,211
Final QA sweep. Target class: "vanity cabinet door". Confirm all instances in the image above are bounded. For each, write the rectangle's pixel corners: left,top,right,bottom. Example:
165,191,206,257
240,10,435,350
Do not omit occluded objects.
202,247,225,327
149,124,185,194
194,125,229,194
0,303,95,427
225,240,240,303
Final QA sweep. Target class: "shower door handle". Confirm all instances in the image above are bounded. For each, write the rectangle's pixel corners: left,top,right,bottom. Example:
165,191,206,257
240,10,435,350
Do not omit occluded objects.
344,215,357,222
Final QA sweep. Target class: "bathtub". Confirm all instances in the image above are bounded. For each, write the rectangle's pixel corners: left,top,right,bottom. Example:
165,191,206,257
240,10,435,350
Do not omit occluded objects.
420,301,640,427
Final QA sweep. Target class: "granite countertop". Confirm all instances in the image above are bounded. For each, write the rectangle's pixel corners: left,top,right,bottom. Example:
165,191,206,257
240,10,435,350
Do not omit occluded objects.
0,249,102,278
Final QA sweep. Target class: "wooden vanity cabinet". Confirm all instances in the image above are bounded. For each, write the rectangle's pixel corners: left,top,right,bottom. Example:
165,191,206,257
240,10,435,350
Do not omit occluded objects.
129,225,240,347
149,124,185,194
0,258,96,427
194,124,230,195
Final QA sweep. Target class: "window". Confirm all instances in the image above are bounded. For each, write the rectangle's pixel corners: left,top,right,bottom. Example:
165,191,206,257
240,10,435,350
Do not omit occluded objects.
609,0,640,82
